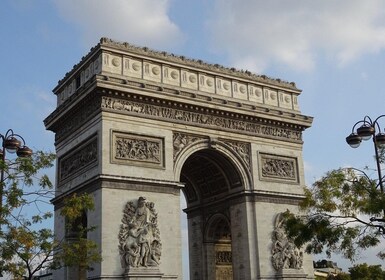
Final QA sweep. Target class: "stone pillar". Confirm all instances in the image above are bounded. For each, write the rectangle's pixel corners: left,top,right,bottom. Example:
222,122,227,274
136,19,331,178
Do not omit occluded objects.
276,268,308,280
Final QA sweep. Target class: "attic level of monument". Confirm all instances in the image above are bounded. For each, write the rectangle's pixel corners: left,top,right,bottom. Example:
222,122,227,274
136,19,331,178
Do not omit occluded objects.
53,38,304,112
45,38,312,141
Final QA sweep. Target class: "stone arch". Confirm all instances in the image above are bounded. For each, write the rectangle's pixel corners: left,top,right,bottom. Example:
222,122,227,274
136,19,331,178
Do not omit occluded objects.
173,138,252,198
46,38,314,280
204,213,231,243
177,141,245,280
203,213,233,280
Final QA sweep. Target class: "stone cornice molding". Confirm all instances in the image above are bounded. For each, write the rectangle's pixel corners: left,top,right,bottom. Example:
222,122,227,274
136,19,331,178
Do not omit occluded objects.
184,189,305,215
45,81,311,145
56,37,299,92
101,93,305,143
52,174,184,207
96,74,312,124
51,37,313,122
98,38,298,89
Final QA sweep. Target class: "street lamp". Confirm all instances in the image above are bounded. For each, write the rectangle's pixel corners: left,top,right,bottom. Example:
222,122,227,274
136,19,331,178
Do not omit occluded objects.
0,129,33,217
0,129,32,277
346,115,385,230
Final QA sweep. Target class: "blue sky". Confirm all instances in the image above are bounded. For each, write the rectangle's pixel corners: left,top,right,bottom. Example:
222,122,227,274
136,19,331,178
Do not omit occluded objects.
1,0,385,274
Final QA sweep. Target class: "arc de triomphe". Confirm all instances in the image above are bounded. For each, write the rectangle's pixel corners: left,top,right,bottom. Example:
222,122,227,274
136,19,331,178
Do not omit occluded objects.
45,38,314,280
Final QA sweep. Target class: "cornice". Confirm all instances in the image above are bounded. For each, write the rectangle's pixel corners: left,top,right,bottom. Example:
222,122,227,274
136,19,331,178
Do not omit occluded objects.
95,74,313,128
98,38,299,90
55,37,299,93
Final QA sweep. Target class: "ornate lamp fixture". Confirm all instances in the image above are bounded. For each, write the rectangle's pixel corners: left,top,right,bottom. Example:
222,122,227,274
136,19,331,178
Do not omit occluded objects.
0,129,33,224
0,129,33,161
346,115,385,229
346,115,385,149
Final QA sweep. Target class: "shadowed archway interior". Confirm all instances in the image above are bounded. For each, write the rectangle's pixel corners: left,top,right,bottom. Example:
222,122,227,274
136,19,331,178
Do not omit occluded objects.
180,149,243,205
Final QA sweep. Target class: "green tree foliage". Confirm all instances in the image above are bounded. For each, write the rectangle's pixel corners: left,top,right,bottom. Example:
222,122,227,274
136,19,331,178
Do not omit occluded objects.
283,166,385,261
348,263,385,280
0,151,56,279
0,151,101,279
52,193,102,280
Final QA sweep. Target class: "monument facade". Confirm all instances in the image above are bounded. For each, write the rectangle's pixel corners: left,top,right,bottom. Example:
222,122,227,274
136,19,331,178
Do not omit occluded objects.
45,38,314,279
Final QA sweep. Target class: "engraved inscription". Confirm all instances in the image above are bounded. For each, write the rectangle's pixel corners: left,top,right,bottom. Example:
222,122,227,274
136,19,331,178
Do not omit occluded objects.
260,153,298,183
112,132,163,168
102,97,302,142
59,136,98,181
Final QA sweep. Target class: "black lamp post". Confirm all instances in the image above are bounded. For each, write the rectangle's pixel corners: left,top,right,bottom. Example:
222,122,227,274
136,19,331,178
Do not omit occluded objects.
0,129,33,219
346,115,385,228
0,129,32,277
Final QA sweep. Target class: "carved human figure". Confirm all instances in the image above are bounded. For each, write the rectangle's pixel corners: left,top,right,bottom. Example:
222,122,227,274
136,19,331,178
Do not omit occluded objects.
271,213,303,271
118,197,162,270
150,240,161,265
125,243,140,267
148,202,158,224
138,227,151,267
135,196,149,227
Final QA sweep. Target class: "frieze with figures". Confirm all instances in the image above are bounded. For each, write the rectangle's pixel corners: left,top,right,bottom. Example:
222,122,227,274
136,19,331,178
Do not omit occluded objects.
259,153,298,183
47,92,101,142
102,96,303,143
112,131,164,168
59,136,98,181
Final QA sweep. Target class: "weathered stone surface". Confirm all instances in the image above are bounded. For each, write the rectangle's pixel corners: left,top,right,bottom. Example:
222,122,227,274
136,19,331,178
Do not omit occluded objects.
46,38,314,280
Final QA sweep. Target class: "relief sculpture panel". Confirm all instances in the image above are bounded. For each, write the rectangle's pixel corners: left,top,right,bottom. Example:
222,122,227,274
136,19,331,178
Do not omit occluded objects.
59,136,98,182
173,132,207,161
102,97,303,143
222,139,251,172
259,153,298,183
118,197,162,270
271,213,303,271
112,131,164,168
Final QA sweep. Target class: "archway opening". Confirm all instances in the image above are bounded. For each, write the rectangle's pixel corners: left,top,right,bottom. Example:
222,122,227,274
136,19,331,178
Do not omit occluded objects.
179,148,242,280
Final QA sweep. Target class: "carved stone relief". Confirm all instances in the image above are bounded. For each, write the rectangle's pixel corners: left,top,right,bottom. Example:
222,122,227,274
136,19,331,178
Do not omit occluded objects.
118,197,161,270
59,136,98,181
112,131,164,168
173,132,206,161
52,94,101,142
259,153,298,183
216,251,232,264
222,140,251,172
271,213,303,271
102,97,303,143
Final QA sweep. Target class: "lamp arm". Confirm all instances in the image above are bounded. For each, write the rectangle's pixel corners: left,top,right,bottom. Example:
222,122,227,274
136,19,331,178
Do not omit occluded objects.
350,120,366,133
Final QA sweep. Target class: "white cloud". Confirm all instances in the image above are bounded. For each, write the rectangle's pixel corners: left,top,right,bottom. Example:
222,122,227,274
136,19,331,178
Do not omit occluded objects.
207,0,385,72
53,0,185,49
